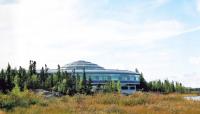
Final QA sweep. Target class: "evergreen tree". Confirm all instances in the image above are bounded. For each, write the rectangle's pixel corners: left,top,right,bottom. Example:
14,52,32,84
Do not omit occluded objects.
18,66,27,91
135,68,139,73
0,69,7,93
171,81,175,92
57,64,61,82
157,80,162,92
117,80,121,93
138,72,148,91
79,79,83,93
71,69,76,94
82,68,87,94
6,63,14,92
65,71,74,95
27,60,37,89
164,79,171,93
32,61,37,75
31,74,39,89
87,76,93,94
50,74,54,88
40,67,45,88
44,64,49,88
28,60,33,76
111,80,116,92
11,75,20,96
103,81,112,93
76,73,81,92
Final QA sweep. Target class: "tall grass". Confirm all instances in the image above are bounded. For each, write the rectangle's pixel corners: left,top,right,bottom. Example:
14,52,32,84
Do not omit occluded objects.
1,92,200,114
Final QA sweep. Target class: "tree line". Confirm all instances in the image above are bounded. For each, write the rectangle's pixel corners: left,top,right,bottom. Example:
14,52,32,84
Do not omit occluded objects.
136,69,190,93
0,61,93,95
0,61,190,95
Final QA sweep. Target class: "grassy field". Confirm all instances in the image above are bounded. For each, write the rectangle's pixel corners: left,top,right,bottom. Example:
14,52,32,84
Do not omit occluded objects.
0,92,200,114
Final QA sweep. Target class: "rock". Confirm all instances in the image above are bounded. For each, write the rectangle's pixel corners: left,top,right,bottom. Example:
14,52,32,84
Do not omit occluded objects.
32,89,63,98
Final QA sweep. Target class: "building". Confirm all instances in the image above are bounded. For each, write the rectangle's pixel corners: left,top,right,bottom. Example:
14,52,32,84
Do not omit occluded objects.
50,60,140,94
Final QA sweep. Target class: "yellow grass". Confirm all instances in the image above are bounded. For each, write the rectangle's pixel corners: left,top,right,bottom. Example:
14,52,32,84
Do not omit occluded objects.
1,92,200,114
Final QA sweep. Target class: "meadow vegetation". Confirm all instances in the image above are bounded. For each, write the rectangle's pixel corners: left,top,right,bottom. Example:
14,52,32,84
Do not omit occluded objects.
0,61,198,114
0,92,199,114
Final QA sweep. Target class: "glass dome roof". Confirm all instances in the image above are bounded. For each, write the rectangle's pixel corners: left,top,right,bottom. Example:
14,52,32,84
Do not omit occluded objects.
62,60,104,70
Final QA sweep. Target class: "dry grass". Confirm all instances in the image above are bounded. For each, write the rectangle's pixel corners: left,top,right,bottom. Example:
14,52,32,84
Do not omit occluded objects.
1,92,200,114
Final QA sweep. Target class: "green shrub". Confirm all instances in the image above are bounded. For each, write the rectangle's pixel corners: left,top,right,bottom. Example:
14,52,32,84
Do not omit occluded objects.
29,98,40,105
0,97,16,110
17,99,29,108
0,91,42,110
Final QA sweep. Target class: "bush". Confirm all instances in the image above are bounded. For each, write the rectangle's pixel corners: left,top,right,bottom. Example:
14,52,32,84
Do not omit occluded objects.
0,91,42,110
0,95,16,110
17,99,29,108
30,98,39,105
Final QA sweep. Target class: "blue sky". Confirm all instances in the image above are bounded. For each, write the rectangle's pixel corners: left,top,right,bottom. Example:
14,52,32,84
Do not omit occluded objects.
0,0,200,87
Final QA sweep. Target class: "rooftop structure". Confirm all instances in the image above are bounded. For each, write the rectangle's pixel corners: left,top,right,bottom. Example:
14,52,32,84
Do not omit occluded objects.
62,60,104,70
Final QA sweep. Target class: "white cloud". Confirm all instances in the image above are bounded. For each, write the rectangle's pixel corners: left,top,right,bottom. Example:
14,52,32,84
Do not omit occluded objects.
126,20,184,44
152,0,169,7
13,0,184,44
196,0,200,12
0,3,17,68
0,0,16,5
189,56,200,65
2,0,187,68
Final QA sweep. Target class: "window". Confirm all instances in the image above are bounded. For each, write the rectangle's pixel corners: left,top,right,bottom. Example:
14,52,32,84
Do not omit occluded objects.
130,86,135,90
121,86,128,90
99,75,104,81
94,76,99,81
106,76,111,81
111,75,119,81
135,75,140,81
130,76,136,81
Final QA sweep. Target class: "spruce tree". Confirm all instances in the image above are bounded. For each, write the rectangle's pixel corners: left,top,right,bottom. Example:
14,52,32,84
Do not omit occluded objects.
50,74,54,88
76,73,81,92
6,63,14,91
18,66,26,90
28,60,33,76
57,64,61,82
117,80,121,93
0,69,7,93
82,68,87,94
40,67,45,88
33,61,37,75
11,75,20,96
87,76,93,94
138,72,148,91
71,69,76,94
135,68,139,73
111,80,115,92
44,64,49,88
